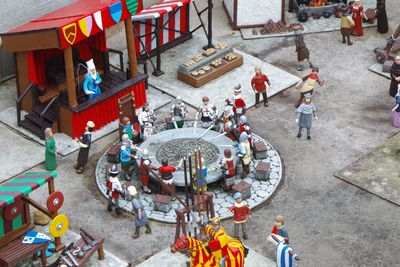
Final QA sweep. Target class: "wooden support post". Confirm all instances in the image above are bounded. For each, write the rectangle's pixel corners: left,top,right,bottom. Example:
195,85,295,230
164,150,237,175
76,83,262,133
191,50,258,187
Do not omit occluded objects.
98,243,105,260
152,18,164,76
64,46,78,107
281,0,286,24
125,19,138,78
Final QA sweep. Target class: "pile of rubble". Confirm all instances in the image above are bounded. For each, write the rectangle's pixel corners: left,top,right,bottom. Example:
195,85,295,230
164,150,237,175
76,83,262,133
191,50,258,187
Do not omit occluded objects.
257,20,304,35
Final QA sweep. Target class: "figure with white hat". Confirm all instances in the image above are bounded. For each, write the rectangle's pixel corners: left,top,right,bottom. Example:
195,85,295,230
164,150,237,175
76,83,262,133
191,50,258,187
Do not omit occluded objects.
74,121,95,174
120,144,137,181
233,84,246,123
138,149,154,194
229,192,251,240
237,115,253,148
170,96,188,128
127,185,152,238
83,59,102,100
296,93,317,140
106,164,124,215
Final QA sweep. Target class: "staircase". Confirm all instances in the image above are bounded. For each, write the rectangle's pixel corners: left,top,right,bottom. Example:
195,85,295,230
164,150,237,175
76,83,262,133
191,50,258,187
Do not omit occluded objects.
19,100,58,140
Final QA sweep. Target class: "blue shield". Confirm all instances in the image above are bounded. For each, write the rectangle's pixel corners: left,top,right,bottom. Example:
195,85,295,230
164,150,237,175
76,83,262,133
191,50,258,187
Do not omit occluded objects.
109,1,122,24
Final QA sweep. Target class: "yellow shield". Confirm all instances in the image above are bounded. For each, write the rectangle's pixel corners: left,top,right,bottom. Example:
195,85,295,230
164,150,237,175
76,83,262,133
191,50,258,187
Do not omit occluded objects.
62,23,77,45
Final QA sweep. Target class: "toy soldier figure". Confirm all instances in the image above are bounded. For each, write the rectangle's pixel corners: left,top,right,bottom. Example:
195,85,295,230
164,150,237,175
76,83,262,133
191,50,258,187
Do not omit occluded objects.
193,158,216,193
296,93,318,140
338,8,354,45
295,67,324,108
127,186,152,239
83,59,102,100
195,96,218,129
233,84,246,123
138,103,157,140
170,96,188,128
106,164,124,215
139,149,154,194
237,115,253,147
120,145,136,181
229,192,251,240
294,25,314,71
121,116,139,141
205,216,226,240
271,235,300,267
237,132,251,178
74,121,95,174
251,67,271,108
219,149,236,192
221,106,237,141
158,159,177,196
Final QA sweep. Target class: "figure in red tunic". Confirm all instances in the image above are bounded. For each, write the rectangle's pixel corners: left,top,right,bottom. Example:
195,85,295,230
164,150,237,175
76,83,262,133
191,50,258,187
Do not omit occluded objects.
221,106,237,141
233,84,246,123
219,149,236,192
237,115,253,147
106,164,124,215
158,159,177,196
251,67,271,108
229,192,251,240
139,149,154,194
350,0,365,36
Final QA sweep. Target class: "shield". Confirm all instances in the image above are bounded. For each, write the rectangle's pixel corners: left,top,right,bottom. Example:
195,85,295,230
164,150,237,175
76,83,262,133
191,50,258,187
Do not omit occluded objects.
49,214,69,238
62,23,77,45
109,1,122,24
46,191,64,213
126,0,139,15
4,200,23,221
94,11,103,30
78,15,93,37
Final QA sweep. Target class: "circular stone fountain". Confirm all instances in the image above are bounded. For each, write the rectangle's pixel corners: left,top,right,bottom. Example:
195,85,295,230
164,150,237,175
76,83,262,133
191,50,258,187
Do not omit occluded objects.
138,127,238,186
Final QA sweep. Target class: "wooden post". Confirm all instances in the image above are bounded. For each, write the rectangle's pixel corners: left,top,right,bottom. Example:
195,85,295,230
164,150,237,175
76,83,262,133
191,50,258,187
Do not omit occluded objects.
124,19,138,78
281,0,286,24
64,46,78,107
97,243,105,260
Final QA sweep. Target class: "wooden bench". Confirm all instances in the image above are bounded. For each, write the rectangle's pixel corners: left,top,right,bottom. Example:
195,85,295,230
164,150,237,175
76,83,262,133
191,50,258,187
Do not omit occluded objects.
72,236,105,265
0,237,48,267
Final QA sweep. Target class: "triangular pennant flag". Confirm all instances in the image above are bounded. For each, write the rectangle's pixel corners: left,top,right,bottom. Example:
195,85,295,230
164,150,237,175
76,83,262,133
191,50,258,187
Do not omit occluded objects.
109,1,122,24
78,15,93,37
94,11,103,30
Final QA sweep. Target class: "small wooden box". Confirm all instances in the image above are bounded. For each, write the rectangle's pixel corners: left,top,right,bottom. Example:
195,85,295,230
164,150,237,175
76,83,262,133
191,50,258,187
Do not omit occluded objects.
232,181,252,200
253,141,267,159
255,161,270,181
153,194,172,213
107,144,121,163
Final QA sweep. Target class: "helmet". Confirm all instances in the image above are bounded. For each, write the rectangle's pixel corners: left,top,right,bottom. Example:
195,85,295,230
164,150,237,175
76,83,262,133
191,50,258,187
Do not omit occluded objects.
161,159,168,166
142,148,149,158
234,84,241,93
109,164,119,177
176,96,182,101
239,132,248,143
240,115,247,124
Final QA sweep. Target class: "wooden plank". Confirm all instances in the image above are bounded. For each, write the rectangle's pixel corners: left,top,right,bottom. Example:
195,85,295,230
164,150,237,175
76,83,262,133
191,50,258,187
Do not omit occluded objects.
177,54,243,88
0,237,48,265
59,106,72,136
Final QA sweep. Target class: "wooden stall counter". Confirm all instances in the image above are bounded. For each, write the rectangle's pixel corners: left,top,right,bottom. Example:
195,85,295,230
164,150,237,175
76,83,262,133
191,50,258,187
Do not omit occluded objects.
0,238,48,267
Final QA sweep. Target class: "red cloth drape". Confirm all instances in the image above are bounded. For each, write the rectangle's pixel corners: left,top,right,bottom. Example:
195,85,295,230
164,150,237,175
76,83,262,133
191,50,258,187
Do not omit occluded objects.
29,31,107,86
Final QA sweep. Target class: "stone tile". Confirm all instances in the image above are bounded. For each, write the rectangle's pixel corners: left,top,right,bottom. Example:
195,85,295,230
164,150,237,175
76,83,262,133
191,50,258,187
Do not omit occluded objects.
267,150,276,157
256,189,271,198
266,185,275,193
269,178,278,186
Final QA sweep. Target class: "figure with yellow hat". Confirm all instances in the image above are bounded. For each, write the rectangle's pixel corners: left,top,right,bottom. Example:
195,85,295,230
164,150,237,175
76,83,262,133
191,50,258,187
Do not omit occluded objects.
74,121,95,174
127,185,152,239
83,59,102,100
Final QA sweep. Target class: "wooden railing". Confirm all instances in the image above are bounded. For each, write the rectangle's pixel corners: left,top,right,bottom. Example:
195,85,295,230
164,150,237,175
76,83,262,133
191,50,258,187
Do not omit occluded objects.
16,83,35,126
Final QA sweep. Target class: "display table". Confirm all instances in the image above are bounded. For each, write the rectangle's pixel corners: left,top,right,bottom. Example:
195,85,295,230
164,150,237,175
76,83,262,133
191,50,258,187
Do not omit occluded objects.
0,238,48,267
177,46,243,88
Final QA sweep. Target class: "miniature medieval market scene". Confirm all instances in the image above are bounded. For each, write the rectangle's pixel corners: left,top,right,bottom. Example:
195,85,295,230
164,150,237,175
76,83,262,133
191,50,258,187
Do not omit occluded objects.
1,0,400,266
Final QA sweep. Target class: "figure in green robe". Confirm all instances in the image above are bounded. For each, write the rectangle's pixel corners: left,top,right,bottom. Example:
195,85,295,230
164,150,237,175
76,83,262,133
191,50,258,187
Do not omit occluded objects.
44,128,57,171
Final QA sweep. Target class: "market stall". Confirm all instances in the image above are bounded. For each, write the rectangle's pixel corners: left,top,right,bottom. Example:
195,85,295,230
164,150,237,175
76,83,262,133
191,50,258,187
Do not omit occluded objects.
0,0,146,138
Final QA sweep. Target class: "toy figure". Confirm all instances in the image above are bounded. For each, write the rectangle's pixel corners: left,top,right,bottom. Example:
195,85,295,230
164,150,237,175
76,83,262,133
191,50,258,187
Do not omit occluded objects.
338,9,354,45
205,217,226,240
376,0,388,34
74,121,95,174
271,235,300,267
237,115,253,147
224,98,235,117
219,149,236,192
170,96,188,128
294,25,314,71
221,106,237,141
237,132,251,178
83,59,102,100
127,186,152,238
120,145,136,181
138,103,157,140
44,128,56,171
121,117,138,141
193,158,215,193
229,192,251,240
106,164,124,215
139,149,154,194
350,0,365,36
158,159,177,196
233,84,246,122
391,86,400,127
195,96,218,129
271,215,289,239
251,67,270,108
389,56,400,97
296,93,318,140
295,67,324,108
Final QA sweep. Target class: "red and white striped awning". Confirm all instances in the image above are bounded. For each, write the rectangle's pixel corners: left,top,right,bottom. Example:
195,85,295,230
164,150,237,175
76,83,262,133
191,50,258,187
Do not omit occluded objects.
132,0,191,21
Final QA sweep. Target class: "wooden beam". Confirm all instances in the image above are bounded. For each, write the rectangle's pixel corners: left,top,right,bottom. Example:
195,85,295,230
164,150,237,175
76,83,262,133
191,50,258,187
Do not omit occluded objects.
124,19,138,78
22,196,55,219
64,46,78,107
281,0,286,24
